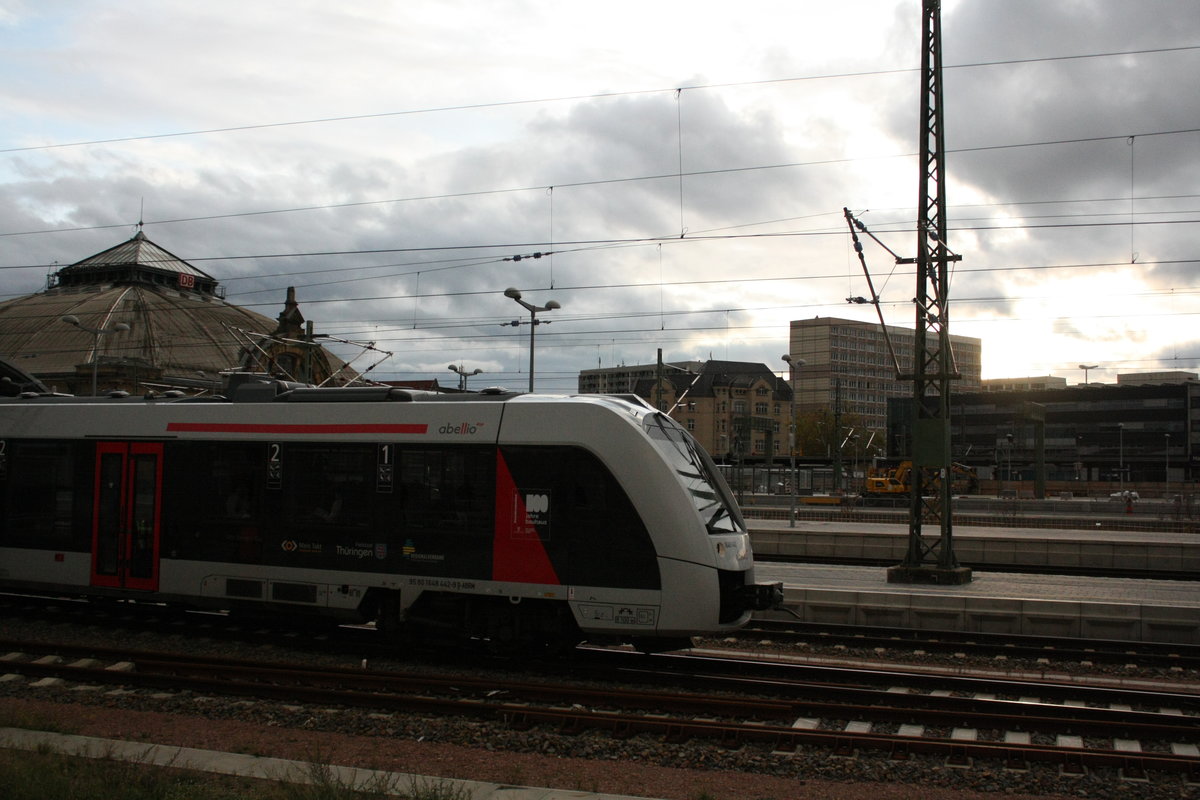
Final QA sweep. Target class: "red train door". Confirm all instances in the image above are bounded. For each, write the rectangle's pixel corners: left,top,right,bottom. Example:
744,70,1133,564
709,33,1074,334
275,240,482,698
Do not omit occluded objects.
92,442,163,591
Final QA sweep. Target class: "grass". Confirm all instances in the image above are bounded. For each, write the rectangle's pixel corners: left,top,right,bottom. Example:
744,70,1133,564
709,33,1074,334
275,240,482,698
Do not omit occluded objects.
0,707,471,799
0,748,473,800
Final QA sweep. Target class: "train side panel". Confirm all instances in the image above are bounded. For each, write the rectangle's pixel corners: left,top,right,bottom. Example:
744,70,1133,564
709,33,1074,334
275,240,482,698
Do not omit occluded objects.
0,392,768,643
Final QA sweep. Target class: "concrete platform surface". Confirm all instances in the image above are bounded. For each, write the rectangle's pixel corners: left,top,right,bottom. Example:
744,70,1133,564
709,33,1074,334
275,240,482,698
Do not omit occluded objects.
753,561,1200,644
749,518,1200,573
750,517,1200,543
0,727,649,800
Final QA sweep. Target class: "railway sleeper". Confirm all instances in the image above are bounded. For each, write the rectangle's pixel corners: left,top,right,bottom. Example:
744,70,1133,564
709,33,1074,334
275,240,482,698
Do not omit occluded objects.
1058,752,1086,776
1119,757,1149,782
502,710,533,731
1004,754,1030,772
611,720,636,740
663,724,690,744
557,717,589,736
944,745,972,768
719,729,744,750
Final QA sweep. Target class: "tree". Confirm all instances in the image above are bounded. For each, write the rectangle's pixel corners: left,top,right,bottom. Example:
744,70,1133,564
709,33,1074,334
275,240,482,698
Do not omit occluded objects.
792,409,871,461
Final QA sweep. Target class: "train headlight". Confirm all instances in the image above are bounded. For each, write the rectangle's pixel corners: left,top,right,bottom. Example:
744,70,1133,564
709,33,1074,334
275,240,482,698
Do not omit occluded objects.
716,541,726,556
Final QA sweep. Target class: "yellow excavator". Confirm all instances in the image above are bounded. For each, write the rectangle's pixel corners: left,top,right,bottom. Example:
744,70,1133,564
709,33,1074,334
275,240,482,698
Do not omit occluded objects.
864,460,978,496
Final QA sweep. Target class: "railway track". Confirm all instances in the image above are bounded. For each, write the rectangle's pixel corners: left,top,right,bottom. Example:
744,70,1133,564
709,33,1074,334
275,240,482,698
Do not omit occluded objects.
725,618,1200,671
5,589,1200,682
6,591,1198,674
2,638,1197,782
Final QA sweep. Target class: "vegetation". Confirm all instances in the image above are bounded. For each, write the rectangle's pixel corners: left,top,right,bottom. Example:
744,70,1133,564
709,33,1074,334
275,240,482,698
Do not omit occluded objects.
0,708,470,799
0,749,472,800
793,408,870,461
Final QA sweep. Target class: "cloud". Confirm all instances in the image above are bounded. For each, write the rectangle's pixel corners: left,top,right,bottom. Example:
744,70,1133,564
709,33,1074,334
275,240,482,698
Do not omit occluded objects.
0,1,1196,389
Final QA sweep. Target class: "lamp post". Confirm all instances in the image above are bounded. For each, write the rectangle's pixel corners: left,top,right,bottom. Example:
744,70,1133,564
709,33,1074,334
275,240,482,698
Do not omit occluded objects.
501,288,560,393
1164,432,1170,487
1078,363,1098,386
781,354,805,527
1080,434,1089,484
848,433,860,492
448,364,482,391
1118,422,1124,492
61,314,131,396
1004,432,1014,494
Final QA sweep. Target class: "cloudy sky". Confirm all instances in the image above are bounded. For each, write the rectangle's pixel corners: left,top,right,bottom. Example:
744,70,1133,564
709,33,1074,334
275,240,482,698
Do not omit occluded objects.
2,0,1197,391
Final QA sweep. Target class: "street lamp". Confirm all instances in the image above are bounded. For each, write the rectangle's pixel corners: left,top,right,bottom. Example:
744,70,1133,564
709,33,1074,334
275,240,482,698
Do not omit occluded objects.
1078,364,1098,386
61,314,131,396
1004,432,1014,493
501,288,560,393
781,354,806,527
1075,433,1084,482
1118,422,1124,492
1164,432,1170,487
848,433,861,491
448,364,482,391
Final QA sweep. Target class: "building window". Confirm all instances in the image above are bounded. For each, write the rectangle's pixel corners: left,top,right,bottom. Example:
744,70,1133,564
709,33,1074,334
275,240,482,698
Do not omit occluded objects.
755,403,768,415
686,418,695,431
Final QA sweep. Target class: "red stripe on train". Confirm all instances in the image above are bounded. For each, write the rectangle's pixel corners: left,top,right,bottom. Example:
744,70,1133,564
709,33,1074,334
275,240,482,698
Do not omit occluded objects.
166,422,428,434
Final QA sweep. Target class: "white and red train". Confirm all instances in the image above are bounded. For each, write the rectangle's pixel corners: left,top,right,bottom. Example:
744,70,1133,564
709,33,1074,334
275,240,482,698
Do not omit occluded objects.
0,374,780,651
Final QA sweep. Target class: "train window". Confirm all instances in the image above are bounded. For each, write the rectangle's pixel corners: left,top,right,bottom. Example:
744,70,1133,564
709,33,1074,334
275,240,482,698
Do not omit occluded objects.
163,442,266,562
94,451,123,576
283,445,372,530
397,448,492,535
643,414,746,536
2,442,77,548
500,445,658,589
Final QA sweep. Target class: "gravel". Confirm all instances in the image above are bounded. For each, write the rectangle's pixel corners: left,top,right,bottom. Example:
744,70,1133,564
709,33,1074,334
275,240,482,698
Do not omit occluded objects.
0,616,1196,800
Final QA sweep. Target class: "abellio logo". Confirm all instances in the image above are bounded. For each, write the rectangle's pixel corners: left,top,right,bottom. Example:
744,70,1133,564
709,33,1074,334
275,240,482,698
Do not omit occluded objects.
438,421,484,435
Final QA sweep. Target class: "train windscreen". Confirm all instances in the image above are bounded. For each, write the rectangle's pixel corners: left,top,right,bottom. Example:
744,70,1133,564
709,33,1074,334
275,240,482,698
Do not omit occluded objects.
643,413,746,535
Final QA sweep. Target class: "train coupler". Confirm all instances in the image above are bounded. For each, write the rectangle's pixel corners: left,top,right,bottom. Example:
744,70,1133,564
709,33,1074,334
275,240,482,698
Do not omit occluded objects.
746,581,784,610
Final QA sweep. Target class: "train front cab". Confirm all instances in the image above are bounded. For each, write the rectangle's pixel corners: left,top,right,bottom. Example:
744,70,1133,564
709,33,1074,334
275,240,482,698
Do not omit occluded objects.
499,396,781,644
637,409,782,632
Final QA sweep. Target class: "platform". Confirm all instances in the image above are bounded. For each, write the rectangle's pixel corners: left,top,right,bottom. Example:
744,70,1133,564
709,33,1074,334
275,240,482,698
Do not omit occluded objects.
753,558,1200,645
749,518,1200,573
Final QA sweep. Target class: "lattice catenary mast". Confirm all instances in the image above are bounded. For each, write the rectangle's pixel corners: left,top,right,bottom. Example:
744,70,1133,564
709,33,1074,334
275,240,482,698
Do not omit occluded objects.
846,0,971,585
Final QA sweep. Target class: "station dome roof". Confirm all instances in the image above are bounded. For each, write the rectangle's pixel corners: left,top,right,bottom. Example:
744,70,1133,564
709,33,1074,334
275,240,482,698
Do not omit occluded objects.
0,230,344,394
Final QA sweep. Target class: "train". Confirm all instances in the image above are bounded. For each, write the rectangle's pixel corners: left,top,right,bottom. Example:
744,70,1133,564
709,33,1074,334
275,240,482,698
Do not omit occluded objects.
0,371,782,652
